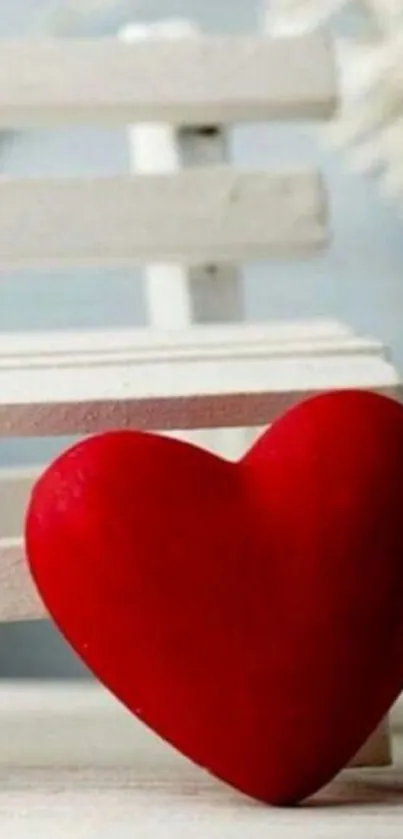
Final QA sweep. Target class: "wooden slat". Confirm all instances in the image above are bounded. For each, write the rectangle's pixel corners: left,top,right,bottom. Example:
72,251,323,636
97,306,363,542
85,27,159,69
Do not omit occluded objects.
0,319,383,530
0,319,360,359
0,35,337,127
0,349,399,437
0,321,384,464
1,322,389,534
0,325,393,534
0,332,386,370
0,170,326,268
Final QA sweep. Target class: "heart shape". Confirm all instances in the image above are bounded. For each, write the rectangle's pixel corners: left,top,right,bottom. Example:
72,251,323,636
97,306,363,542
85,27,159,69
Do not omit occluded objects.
25,390,403,805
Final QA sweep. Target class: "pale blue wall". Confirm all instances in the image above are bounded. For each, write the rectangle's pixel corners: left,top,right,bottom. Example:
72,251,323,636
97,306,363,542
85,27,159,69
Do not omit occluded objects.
1,0,403,675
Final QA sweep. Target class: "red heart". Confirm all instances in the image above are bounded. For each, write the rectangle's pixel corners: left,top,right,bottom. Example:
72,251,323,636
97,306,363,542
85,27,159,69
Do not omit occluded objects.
25,390,403,805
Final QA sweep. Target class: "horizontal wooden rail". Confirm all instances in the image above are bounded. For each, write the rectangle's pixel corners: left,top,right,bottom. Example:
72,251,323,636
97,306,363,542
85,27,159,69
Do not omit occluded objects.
0,334,385,370
0,319,360,360
0,347,398,438
0,319,396,525
0,170,326,268
0,35,337,127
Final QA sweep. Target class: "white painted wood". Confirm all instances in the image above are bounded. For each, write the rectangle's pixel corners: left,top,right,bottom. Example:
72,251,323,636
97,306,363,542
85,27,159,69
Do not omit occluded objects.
0,318,383,533
0,331,393,531
0,328,385,458
0,35,337,127
0,318,373,454
0,321,380,457
0,341,395,405
0,333,386,370
0,319,360,359
0,346,398,437
0,170,326,268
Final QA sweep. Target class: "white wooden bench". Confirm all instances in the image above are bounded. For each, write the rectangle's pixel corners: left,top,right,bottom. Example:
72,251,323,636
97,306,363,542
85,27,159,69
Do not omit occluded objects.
0,20,401,833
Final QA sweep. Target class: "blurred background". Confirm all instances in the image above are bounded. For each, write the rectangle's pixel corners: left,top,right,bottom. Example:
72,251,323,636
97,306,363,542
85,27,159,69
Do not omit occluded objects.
1,0,403,677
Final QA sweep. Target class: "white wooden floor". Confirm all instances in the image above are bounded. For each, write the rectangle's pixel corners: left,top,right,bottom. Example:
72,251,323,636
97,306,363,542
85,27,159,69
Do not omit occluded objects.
0,683,402,837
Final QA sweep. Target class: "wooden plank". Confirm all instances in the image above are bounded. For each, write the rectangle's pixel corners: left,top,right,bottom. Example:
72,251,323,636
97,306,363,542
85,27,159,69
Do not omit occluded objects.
0,35,337,127
0,325,378,525
0,321,372,457
0,349,399,437
0,682,392,770
0,331,386,370
0,321,380,533
0,170,327,268
0,319,360,359
0,324,391,534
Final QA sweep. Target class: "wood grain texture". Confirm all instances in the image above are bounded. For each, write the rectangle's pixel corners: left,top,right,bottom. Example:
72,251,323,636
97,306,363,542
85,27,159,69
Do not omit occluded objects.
0,331,386,370
0,348,399,436
0,319,366,360
0,169,327,268
0,35,337,127
0,322,387,535
1,386,400,439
